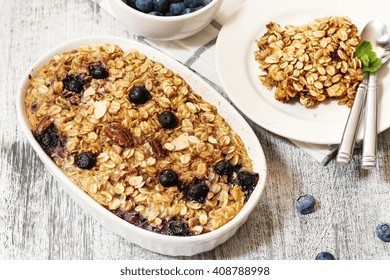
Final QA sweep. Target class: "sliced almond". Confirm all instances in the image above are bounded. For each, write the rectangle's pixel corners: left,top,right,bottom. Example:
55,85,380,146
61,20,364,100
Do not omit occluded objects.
171,133,189,151
93,101,107,119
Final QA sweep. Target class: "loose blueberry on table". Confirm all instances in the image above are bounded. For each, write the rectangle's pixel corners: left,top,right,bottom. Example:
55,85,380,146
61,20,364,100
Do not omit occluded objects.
295,194,315,215
375,223,390,242
125,0,213,16
315,252,335,260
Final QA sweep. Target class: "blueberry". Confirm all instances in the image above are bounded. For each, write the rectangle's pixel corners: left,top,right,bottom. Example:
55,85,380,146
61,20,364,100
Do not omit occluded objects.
148,11,163,16
168,220,190,236
135,0,154,12
184,0,203,8
213,160,233,176
375,223,390,242
295,194,315,215
159,169,179,187
315,252,335,260
165,12,173,16
184,178,209,203
202,0,212,5
90,64,109,79
34,123,59,155
63,75,84,93
169,2,186,15
75,152,96,170
182,7,197,14
169,0,182,3
236,171,259,188
128,86,151,104
158,111,178,129
126,0,136,8
153,0,170,13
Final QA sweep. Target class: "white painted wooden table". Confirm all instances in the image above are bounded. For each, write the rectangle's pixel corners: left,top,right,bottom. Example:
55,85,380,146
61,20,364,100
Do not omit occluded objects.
1,0,390,260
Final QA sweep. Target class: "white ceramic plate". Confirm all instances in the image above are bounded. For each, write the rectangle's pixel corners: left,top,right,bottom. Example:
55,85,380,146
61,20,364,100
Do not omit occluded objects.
17,36,267,256
216,0,390,144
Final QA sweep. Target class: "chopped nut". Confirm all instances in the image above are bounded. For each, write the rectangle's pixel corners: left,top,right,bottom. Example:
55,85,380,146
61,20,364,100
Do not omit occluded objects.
104,123,133,147
34,115,53,133
149,138,166,158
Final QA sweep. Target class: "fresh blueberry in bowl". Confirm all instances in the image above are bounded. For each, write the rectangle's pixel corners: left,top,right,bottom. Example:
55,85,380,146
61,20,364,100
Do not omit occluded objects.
153,0,170,13
135,0,154,12
315,252,335,260
182,7,200,14
375,223,390,242
111,0,222,40
295,194,315,215
126,0,136,8
169,2,186,15
148,11,163,15
184,0,203,8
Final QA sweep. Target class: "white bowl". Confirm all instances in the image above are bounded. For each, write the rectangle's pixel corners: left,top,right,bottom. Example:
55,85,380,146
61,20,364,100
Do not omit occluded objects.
16,36,267,256
108,0,222,40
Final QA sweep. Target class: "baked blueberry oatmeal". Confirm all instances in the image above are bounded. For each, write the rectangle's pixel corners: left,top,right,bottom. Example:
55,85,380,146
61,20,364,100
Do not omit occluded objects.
255,16,364,107
24,44,259,236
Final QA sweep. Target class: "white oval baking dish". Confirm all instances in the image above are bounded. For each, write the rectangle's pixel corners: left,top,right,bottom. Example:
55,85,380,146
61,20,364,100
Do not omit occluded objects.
16,36,267,256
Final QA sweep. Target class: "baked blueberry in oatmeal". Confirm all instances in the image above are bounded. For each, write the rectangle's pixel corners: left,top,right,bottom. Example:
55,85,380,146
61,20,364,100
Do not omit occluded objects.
24,44,259,236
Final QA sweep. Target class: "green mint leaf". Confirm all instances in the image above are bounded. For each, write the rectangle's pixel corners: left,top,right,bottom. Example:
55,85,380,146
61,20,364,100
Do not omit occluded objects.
355,41,372,58
365,57,382,74
355,41,382,74
360,54,370,67
367,50,378,61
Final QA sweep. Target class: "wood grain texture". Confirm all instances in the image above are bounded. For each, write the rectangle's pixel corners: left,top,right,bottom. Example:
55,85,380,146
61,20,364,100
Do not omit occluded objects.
1,0,390,260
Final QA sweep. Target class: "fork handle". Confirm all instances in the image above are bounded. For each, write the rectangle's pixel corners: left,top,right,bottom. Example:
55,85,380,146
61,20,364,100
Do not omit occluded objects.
336,79,368,165
362,74,378,169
